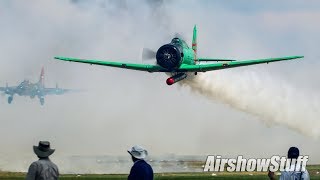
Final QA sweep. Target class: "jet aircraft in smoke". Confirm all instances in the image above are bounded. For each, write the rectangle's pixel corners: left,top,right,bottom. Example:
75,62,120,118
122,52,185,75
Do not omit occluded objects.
0,67,74,105
55,25,303,85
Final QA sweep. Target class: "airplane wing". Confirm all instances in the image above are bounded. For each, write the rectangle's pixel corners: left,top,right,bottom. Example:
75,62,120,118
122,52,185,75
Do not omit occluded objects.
54,56,169,72
43,88,79,95
0,86,16,94
197,58,236,62
179,56,303,72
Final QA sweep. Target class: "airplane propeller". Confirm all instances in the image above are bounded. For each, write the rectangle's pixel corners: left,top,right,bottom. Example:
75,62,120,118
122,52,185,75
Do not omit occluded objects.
142,48,156,61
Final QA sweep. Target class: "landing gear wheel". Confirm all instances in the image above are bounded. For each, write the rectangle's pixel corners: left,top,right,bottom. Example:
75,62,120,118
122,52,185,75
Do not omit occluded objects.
8,96,13,104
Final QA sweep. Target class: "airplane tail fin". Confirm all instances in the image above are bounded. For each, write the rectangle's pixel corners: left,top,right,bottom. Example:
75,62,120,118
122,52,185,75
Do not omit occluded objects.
192,25,197,54
39,67,44,86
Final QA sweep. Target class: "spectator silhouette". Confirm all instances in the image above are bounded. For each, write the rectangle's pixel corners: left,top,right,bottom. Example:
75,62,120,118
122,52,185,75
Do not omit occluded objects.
268,147,310,180
127,145,153,180
26,141,59,180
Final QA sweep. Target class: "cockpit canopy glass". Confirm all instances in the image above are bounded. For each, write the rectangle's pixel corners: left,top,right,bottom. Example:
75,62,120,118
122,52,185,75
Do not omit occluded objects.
171,38,180,44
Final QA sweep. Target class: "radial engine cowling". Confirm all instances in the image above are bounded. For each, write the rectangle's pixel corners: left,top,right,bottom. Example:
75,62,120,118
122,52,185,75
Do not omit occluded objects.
156,44,182,70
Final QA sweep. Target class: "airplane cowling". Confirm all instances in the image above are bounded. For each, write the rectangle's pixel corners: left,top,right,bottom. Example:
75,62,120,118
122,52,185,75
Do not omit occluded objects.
156,44,182,70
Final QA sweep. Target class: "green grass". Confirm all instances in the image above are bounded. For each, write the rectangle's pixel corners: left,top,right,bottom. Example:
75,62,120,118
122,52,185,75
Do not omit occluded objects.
0,173,270,180
0,164,319,180
0,173,318,180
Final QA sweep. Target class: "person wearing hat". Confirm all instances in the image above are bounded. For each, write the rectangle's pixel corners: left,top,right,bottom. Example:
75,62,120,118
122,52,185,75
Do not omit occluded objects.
26,141,59,180
268,147,310,180
127,145,153,180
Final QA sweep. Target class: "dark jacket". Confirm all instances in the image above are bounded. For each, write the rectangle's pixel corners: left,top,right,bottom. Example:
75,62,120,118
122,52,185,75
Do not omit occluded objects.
26,158,59,180
128,160,153,180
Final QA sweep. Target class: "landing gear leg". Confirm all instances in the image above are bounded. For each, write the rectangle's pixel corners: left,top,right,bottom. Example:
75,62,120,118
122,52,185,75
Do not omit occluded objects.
40,97,45,106
8,96,13,104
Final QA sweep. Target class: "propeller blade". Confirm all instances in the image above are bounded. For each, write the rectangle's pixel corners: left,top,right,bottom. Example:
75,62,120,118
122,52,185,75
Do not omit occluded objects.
142,48,156,61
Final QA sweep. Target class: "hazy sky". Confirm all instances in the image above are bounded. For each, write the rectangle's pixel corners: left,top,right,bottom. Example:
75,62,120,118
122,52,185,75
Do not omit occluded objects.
0,0,319,173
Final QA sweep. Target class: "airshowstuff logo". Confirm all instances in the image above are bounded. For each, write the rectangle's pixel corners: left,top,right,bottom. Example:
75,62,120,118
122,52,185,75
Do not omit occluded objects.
203,155,308,172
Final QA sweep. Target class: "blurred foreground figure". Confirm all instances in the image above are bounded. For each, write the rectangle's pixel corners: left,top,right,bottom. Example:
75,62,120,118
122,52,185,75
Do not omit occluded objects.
268,147,310,180
127,145,153,180
26,141,59,180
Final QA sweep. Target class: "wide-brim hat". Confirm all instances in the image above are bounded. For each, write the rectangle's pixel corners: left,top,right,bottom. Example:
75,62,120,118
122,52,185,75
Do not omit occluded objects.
33,141,55,158
127,145,148,160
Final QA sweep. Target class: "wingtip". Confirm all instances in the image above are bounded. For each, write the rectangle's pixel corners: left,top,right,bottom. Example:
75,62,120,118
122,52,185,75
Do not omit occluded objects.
293,55,304,60
287,56,304,60
54,56,67,61
70,89,86,93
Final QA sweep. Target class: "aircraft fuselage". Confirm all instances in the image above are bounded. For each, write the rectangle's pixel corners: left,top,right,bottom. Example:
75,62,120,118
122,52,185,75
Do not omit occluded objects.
156,38,196,85
156,38,195,70
6,81,43,97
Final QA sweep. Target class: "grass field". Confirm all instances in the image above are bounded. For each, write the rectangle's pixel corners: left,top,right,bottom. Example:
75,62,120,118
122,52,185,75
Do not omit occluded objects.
0,172,270,180
0,165,319,179
0,171,319,180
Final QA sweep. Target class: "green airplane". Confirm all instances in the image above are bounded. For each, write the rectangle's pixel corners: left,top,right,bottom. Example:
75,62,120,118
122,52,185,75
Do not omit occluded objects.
55,25,303,85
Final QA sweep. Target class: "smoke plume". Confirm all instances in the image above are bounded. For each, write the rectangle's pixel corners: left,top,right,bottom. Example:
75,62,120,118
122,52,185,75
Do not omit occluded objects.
182,70,320,137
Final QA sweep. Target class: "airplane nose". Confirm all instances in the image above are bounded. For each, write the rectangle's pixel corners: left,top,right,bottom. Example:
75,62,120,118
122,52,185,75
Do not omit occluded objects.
156,44,182,69
164,53,171,60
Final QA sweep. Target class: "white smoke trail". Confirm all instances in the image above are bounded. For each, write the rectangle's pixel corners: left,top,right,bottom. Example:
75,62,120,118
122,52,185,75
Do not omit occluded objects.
182,70,320,137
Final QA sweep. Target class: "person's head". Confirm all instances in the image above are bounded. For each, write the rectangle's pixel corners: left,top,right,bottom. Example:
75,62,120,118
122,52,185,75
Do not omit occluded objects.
33,141,55,159
287,147,299,159
127,145,148,162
